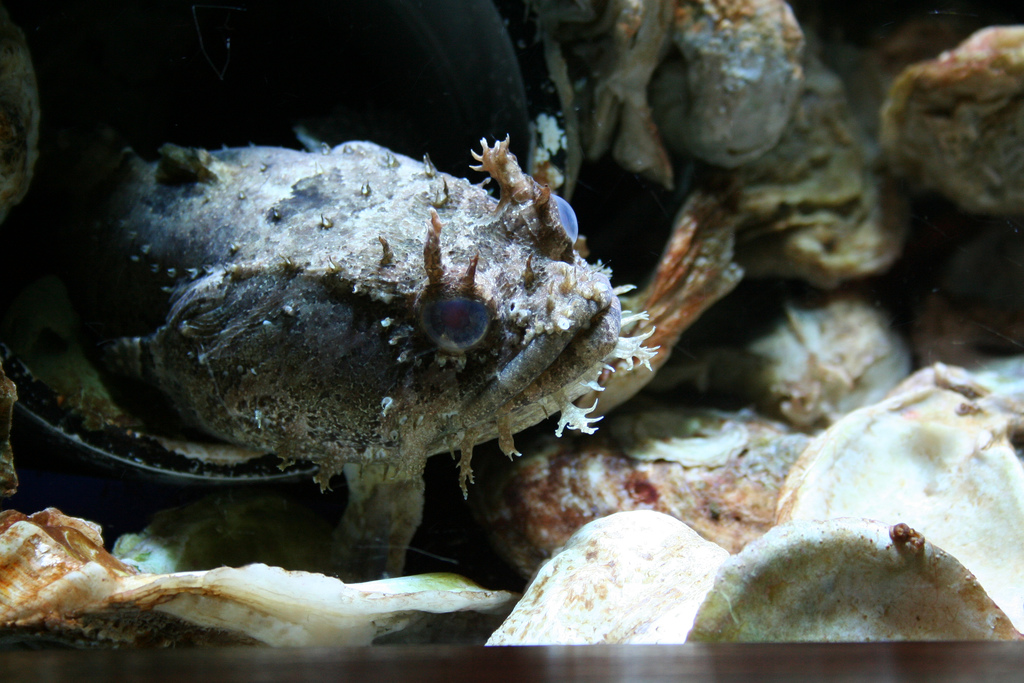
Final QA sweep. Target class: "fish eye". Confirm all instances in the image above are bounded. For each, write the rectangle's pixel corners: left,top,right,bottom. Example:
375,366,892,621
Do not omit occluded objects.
552,194,579,243
420,296,491,352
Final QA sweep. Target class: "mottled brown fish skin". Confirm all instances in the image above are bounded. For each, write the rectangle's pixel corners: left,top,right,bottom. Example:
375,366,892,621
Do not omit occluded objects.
67,139,621,487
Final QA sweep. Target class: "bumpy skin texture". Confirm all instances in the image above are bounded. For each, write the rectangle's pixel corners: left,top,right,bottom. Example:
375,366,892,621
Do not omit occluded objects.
67,139,627,578
71,139,621,484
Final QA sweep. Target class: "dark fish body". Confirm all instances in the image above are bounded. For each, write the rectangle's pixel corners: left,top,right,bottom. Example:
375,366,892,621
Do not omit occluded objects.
68,140,623,490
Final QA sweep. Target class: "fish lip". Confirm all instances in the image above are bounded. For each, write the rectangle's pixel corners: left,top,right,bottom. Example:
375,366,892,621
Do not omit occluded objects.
424,296,621,453
502,297,622,414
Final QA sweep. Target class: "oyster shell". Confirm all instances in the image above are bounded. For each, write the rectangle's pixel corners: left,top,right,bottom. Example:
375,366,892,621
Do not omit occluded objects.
0,507,517,647
487,511,729,645
530,0,677,190
776,363,1024,631
470,406,807,578
882,25,1024,214
112,490,335,575
487,514,1015,643
730,51,907,288
660,292,911,429
533,0,804,190
651,0,805,168
689,518,1020,642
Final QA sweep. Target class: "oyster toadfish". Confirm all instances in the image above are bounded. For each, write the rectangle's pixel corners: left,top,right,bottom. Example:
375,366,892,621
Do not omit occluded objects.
53,138,659,580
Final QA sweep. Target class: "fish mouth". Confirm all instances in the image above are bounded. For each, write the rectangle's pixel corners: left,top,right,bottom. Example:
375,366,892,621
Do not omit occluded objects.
427,296,622,453
501,297,622,417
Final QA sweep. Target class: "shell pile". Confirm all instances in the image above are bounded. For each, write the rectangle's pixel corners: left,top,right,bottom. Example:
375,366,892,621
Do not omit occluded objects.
486,363,1024,643
470,2,1024,644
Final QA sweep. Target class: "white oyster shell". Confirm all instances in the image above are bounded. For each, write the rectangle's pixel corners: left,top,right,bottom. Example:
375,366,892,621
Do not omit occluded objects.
487,511,728,645
689,518,1019,642
881,25,1024,215
470,406,806,578
777,364,1024,631
0,508,516,647
659,293,911,429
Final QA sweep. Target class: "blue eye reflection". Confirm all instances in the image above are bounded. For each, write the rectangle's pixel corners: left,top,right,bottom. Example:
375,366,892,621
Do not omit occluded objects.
552,194,579,243
420,297,490,351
